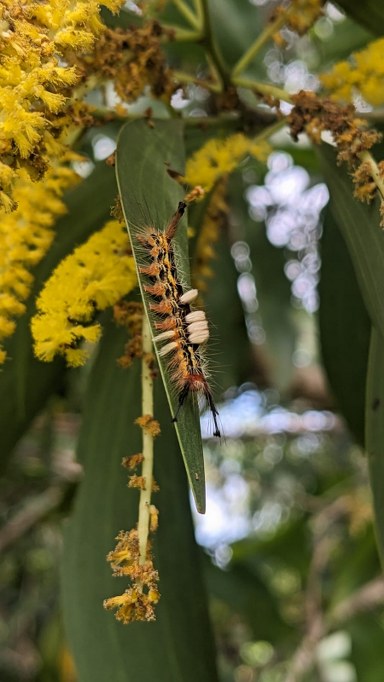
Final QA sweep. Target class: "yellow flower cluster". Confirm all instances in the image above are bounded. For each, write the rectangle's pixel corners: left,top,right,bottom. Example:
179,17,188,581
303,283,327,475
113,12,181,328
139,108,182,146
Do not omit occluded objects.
0,162,78,363
286,0,322,35
104,529,160,624
192,176,228,296
75,22,175,105
31,220,137,366
0,0,122,210
288,90,382,211
114,300,144,368
184,133,270,192
320,38,384,106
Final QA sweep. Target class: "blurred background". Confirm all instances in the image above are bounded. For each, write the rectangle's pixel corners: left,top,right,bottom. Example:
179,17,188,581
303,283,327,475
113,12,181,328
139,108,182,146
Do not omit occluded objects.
2,1,384,681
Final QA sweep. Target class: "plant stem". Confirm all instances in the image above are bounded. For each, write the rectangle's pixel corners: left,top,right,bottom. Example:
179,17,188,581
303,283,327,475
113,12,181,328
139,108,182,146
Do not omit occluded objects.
360,108,384,123
234,76,293,103
232,11,287,78
328,576,384,626
200,0,227,88
0,486,67,552
173,69,221,93
137,315,155,565
162,24,203,41
359,150,384,202
252,117,286,142
184,112,239,126
171,0,201,30
193,0,203,26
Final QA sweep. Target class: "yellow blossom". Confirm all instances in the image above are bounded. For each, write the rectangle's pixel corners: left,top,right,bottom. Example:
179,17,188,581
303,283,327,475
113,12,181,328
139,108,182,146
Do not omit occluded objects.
184,133,270,192
135,414,161,437
192,176,228,297
73,21,175,104
285,0,322,35
31,220,137,366
321,38,384,106
0,0,124,210
0,163,79,361
104,529,160,623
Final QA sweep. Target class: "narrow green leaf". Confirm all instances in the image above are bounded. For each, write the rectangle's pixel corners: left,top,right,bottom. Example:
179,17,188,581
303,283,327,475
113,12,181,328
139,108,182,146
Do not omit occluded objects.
318,207,371,445
62,317,219,682
315,17,373,64
330,525,379,605
319,145,384,342
203,555,291,642
366,327,384,566
0,162,117,463
319,146,384,568
335,0,384,36
349,614,384,682
115,119,206,513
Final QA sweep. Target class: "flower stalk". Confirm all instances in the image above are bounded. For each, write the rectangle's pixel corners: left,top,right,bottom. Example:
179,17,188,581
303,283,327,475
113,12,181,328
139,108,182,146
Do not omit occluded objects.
359,150,384,203
233,76,294,104
231,11,287,78
171,0,201,30
137,315,155,564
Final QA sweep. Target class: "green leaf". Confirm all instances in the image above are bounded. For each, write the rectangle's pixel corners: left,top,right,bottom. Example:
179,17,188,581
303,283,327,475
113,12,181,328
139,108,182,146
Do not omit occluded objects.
318,145,384,342
318,206,371,445
329,526,379,606
319,146,384,568
349,614,384,682
115,119,206,513
335,0,384,36
0,162,117,463
314,17,373,65
231,517,310,577
62,317,219,682
203,555,291,642
366,328,384,566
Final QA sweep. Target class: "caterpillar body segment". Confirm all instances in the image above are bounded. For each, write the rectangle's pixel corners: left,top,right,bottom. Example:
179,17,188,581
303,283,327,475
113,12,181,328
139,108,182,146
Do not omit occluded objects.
137,201,221,438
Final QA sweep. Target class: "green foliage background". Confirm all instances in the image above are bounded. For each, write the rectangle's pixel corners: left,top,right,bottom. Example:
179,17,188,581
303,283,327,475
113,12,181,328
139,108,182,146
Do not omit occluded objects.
2,1,384,681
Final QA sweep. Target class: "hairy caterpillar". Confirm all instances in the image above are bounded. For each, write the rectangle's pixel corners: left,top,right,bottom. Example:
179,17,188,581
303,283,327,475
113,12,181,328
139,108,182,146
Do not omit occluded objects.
137,201,221,438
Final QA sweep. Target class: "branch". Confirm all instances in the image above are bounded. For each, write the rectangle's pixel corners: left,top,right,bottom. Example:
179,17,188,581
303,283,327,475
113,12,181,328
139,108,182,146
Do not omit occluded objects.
137,315,155,564
284,616,325,682
171,0,201,31
359,150,384,202
0,486,67,552
200,0,227,88
329,576,384,626
233,76,293,104
232,11,287,78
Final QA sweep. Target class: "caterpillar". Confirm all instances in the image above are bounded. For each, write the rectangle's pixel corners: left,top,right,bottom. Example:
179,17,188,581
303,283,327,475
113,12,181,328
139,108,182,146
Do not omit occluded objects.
137,200,221,438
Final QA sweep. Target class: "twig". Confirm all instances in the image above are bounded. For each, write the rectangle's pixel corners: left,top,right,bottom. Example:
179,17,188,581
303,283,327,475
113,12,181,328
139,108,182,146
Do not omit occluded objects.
233,76,293,104
192,0,203,26
0,486,66,552
137,315,155,564
284,615,325,682
200,0,227,88
252,118,286,142
171,0,200,30
359,150,384,202
284,493,384,682
329,576,384,625
284,576,384,682
173,69,221,93
232,11,287,78
162,24,202,41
